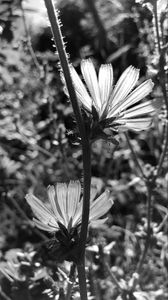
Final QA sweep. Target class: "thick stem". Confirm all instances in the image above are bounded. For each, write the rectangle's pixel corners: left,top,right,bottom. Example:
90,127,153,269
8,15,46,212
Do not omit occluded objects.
43,1,91,298
77,263,88,300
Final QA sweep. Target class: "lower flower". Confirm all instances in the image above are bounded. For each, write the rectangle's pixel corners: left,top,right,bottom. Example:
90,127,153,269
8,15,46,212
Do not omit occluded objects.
26,180,113,262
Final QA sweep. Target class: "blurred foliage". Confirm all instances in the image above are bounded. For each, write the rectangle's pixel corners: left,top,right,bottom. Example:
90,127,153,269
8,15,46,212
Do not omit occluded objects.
0,0,168,299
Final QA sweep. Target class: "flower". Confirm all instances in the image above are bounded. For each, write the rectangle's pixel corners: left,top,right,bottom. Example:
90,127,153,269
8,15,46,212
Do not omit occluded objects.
26,180,113,233
70,59,157,133
26,181,113,262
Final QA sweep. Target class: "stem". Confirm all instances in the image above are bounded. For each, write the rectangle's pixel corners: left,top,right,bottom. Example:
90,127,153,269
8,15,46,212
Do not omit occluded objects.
9,195,47,241
84,0,108,52
105,262,123,292
132,184,153,289
125,132,145,179
153,1,168,175
156,209,168,232
43,1,91,298
66,263,76,300
153,0,161,54
157,121,168,175
77,263,88,300
20,0,42,73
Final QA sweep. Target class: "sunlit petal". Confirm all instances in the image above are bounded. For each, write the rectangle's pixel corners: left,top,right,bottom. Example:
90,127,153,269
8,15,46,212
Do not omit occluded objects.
98,64,113,108
122,100,156,119
81,59,101,111
26,194,53,221
72,200,83,227
47,185,64,222
119,117,153,131
70,65,92,111
90,191,113,220
111,79,154,116
56,183,68,227
111,66,139,107
67,180,81,220
33,218,57,232
90,218,108,226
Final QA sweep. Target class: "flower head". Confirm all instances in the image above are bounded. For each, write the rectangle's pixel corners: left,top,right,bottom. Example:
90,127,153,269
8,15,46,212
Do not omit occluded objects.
70,59,158,138
26,181,113,262
26,181,112,233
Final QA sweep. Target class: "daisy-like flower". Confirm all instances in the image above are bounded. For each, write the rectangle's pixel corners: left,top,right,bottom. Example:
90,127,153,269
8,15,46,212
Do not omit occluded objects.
26,180,112,233
26,181,113,262
69,59,157,135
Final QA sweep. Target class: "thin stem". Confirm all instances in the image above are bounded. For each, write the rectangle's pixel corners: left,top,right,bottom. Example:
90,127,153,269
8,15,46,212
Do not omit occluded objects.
153,1,168,175
84,0,108,51
66,263,76,300
156,209,168,232
105,262,123,292
20,0,42,73
132,184,153,289
153,0,161,54
125,132,145,179
8,195,47,241
16,124,55,159
77,263,88,300
157,121,168,176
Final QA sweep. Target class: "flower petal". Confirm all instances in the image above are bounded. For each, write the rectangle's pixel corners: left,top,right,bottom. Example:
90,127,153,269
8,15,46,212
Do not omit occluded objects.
122,100,156,119
90,191,113,221
67,180,81,220
71,200,83,227
70,65,92,111
26,194,54,222
56,183,68,227
33,218,57,232
98,63,113,108
81,59,101,111
47,185,64,223
110,66,139,107
118,117,153,131
111,79,154,116
90,217,108,227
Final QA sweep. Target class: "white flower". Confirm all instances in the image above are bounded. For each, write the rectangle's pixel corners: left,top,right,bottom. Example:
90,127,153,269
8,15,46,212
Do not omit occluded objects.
70,59,157,132
26,180,113,233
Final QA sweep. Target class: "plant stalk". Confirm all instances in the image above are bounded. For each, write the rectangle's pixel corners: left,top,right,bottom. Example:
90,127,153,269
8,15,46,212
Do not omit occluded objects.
43,1,91,298
77,263,88,300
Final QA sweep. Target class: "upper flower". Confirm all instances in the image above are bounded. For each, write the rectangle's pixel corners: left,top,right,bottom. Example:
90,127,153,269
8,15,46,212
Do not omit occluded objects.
70,59,157,132
26,180,113,233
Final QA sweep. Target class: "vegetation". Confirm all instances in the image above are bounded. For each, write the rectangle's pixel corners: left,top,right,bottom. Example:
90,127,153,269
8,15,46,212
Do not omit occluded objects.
0,0,167,299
